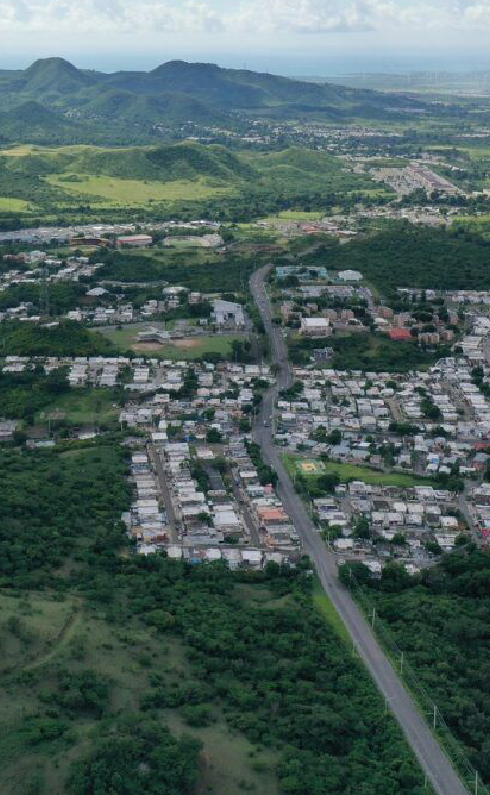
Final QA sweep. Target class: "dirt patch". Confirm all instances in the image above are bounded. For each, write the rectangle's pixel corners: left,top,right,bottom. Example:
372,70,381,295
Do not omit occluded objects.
171,337,202,349
132,343,163,352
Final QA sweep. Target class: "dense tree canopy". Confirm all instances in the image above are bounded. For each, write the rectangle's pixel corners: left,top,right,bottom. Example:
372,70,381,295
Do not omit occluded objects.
341,551,490,782
69,719,201,795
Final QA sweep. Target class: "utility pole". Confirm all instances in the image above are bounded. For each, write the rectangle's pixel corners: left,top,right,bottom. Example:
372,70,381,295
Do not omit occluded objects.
475,771,478,795
433,704,438,729
371,606,376,628
400,651,404,675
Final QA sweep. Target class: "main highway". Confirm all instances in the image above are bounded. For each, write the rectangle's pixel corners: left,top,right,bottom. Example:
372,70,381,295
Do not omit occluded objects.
250,264,468,795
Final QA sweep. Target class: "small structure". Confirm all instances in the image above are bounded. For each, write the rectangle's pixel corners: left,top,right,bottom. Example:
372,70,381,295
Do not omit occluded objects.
137,327,171,344
338,269,363,282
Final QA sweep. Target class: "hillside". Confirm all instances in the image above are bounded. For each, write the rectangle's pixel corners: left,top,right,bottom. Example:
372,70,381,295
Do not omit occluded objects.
83,89,221,124
0,102,76,144
0,142,385,215
0,57,432,141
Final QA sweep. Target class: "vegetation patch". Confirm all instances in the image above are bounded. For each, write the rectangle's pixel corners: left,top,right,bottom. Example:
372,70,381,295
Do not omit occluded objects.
45,173,232,207
284,454,428,488
341,549,490,786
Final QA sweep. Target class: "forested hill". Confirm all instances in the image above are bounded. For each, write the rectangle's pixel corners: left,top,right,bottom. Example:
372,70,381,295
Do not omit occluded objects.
0,56,429,141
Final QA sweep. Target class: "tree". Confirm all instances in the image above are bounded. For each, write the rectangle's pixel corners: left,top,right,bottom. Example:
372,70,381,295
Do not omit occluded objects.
354,516,371,539
327,429,342,445
239,418,251,433
206,428,222,444
69,719,201,795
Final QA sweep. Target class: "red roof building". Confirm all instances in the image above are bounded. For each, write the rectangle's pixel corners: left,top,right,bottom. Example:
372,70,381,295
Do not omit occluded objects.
388,327,412,341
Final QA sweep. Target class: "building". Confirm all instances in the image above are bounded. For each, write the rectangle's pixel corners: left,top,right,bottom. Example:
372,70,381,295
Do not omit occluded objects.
116,234,153,249
300,317,331,337
70,236,111,247
137,328,171,344
388,327,412,342
212,300,245,327
338,269,363,282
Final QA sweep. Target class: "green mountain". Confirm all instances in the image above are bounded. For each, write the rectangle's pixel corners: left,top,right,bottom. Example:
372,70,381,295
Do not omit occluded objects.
0,57,431,140
20,57,96,95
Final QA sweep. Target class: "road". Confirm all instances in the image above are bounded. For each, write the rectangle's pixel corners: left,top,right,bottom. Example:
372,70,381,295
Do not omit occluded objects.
250,264,468,795
148,444,178,543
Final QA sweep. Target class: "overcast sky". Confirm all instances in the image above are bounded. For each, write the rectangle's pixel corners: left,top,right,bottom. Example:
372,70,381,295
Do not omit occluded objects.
1,0,490,74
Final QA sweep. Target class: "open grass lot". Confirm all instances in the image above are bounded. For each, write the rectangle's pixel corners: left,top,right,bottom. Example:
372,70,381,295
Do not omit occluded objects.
284,454,428,488
0,197,31,211
0,592,76,676
165,713,280,795
155,334,244,360
45,173,231,207
277,210,324,220
36,388,120,425
93,322,161,349
93,322,246,360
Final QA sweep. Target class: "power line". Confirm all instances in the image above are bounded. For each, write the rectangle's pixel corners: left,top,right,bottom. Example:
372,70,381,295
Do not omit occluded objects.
345,567,488,795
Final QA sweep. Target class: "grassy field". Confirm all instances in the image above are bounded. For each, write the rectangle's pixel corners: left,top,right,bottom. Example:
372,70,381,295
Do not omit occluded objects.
36,388,120,425
284,454,427,488
45,173,231,207
277,210,324,220
94,323,245,360
155,335,243,360
0,581,281,795
311,575,351,646
0,197,31,211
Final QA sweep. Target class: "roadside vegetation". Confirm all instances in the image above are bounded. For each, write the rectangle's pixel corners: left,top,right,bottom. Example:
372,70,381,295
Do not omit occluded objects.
341,550,490,786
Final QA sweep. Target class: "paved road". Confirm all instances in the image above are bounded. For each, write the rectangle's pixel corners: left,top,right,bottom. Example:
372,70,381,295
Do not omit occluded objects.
148,444,178,543
250,264,468,795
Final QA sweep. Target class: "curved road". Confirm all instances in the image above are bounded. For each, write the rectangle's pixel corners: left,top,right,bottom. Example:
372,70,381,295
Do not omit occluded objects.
251,264,468,795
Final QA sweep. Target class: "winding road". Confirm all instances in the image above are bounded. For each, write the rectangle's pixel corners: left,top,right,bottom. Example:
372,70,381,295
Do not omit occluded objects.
250,264,468,795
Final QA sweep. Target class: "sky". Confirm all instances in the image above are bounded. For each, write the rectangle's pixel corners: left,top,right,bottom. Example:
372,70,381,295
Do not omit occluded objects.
1,0,490,75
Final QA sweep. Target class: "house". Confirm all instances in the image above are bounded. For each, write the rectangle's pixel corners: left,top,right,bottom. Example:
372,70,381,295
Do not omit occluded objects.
300,317,331,337
0,419,18,440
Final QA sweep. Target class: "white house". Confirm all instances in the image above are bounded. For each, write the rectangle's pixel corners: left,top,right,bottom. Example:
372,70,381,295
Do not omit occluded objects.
300,317,331,337
338,269,363,282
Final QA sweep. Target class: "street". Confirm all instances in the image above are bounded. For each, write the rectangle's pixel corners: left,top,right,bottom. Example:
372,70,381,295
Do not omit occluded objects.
250,264,468,795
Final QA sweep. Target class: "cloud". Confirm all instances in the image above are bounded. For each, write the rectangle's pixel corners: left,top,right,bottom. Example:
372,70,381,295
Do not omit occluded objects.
232,0,376,33
0,0,490,34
